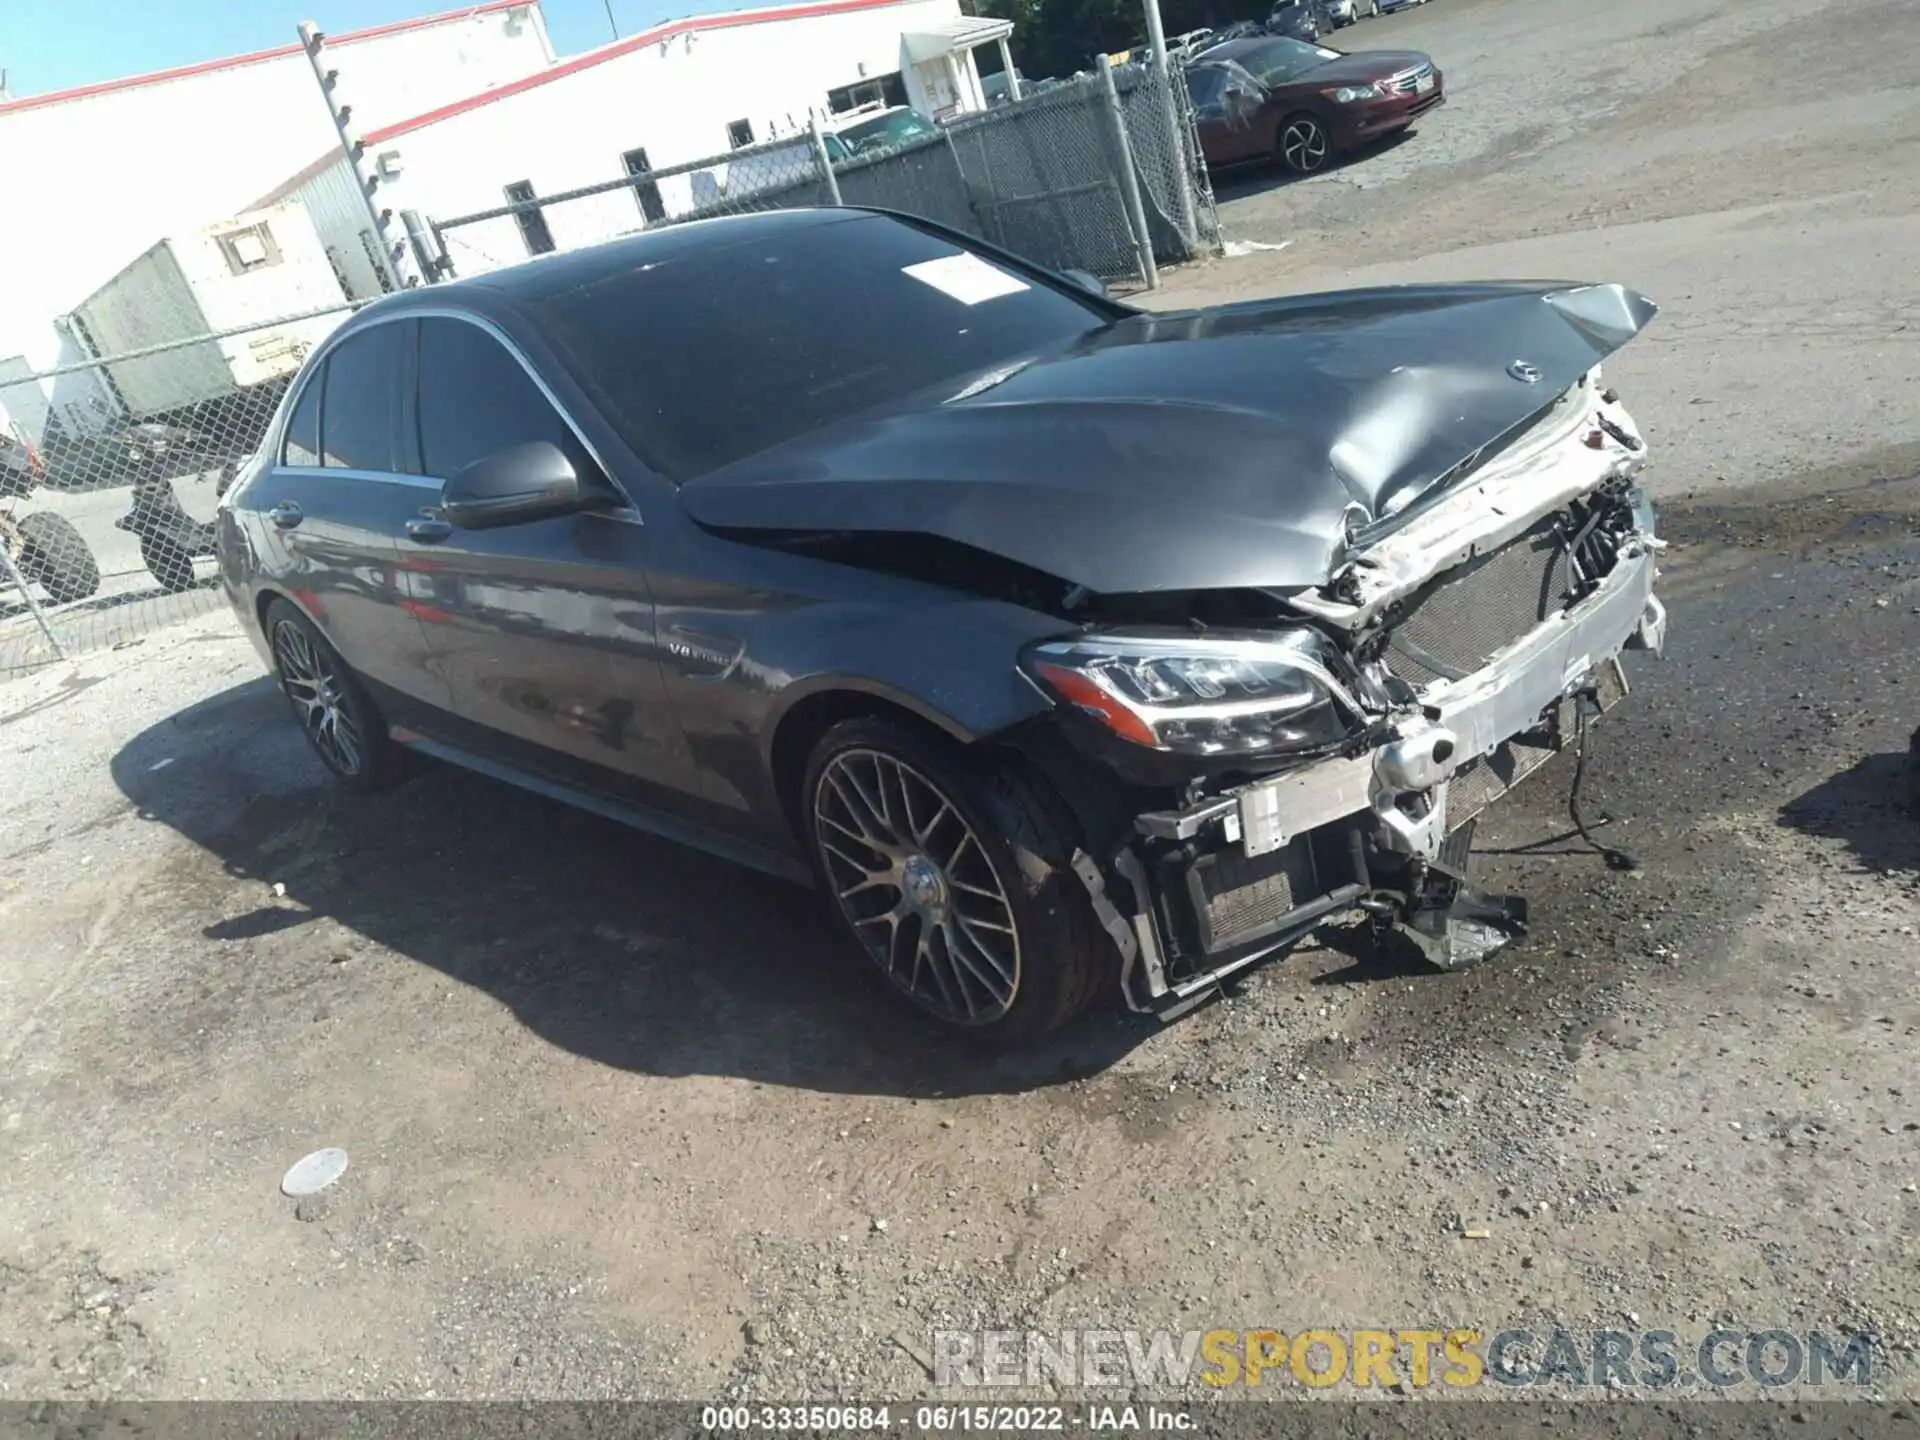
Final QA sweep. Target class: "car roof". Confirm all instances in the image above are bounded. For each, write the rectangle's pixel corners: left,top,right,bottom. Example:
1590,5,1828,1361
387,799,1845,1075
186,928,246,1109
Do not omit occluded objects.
1193,35,1293,63
392,209,878,309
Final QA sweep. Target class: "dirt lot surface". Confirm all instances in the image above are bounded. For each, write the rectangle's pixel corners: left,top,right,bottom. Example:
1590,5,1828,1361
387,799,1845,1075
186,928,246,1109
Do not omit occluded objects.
3,0,1918,1407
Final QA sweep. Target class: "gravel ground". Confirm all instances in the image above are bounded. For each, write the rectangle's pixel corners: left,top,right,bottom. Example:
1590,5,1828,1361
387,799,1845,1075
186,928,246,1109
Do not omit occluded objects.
2,0,1917,1407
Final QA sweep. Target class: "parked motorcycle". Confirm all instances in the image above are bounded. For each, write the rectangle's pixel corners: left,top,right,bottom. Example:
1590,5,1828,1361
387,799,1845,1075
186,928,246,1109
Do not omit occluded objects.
1,428,101,606
110,422,222,593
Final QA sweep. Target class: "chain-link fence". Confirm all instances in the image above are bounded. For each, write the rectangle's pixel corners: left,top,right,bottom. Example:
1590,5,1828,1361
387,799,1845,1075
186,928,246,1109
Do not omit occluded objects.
1,61,1218,680
1,301,361,674
428,59,1220,290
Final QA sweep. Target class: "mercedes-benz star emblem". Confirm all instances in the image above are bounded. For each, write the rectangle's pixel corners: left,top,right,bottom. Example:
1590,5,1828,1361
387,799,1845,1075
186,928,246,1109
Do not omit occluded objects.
1507,359,1543,384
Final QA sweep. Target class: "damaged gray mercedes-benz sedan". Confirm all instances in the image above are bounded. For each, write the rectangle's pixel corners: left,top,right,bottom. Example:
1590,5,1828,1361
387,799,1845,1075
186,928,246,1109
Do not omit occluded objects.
219,208,1664,1044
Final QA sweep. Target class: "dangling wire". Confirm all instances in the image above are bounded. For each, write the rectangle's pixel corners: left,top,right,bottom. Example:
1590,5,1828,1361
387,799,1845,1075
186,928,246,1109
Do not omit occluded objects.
1569,691,1639,872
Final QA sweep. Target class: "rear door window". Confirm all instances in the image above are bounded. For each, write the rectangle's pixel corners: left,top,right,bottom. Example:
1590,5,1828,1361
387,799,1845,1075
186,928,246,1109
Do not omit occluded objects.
282,368,323,467
414,317,582,480
320,323,408,472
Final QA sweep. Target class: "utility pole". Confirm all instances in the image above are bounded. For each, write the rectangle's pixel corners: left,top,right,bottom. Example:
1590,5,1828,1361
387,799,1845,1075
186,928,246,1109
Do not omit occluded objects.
1139,0,1198,247
299,21,408,291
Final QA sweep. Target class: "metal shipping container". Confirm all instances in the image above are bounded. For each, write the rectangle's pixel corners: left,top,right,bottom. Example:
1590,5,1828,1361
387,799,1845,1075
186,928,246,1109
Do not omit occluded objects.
67,201,350,421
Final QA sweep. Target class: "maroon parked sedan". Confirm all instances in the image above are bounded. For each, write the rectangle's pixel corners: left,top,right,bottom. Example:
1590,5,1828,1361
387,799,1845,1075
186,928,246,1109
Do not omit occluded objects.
1187,35,1444,174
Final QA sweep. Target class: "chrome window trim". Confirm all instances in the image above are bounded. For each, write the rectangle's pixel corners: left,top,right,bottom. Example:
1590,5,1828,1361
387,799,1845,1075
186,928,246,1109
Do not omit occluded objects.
272,303,641,523
305,467,441,491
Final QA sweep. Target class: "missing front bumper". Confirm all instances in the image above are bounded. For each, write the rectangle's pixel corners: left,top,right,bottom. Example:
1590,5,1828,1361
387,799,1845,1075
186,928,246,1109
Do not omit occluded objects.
1096,546,1659,1016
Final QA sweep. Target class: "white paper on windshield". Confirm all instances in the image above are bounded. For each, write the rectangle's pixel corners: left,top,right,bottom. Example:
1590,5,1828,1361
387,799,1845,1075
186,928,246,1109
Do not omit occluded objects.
902,252,1031,305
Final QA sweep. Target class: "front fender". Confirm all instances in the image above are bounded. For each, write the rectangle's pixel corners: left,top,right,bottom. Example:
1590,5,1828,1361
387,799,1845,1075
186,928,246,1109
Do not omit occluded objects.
756,597,1066,770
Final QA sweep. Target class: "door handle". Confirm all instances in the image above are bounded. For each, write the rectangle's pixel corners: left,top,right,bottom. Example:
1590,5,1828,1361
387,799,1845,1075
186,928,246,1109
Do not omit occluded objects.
406,515,453,544
268,501,303,530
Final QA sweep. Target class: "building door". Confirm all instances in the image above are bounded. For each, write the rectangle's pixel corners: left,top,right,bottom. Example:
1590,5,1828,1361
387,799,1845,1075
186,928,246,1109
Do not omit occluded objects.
621,148,666,223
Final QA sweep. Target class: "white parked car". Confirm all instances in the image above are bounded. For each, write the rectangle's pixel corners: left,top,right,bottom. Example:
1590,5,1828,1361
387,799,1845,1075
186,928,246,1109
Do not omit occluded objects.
1326,0,1358,25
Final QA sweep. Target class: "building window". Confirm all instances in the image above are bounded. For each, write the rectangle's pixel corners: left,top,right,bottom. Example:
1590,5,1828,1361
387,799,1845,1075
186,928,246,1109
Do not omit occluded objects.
216,221,283,275
621,147,666,224
827,74,905,113
726,119,754,149
504,180,555,256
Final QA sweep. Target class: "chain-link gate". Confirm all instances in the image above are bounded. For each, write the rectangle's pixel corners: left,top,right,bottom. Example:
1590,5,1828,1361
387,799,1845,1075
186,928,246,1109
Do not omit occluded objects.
426,61,1221,291
1,301,362,673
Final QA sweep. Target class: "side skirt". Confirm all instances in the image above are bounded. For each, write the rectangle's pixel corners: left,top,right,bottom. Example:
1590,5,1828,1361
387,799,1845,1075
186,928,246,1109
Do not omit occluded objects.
392,728,815,888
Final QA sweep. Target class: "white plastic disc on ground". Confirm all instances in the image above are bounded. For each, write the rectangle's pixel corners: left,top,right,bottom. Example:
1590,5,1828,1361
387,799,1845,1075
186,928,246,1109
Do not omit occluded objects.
281,1147,349,1196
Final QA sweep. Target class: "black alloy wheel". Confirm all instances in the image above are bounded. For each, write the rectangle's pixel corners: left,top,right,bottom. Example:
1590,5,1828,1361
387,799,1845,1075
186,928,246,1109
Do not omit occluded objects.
802,717,1109,1043
264,598,406,791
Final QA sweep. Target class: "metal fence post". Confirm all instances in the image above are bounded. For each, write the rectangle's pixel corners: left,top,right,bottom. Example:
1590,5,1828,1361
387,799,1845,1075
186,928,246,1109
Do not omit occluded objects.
808,115,844,206
1140,0,1199,247
400,210,450,282
299,21,409,290
0,543,65,662
1096,57,1157,290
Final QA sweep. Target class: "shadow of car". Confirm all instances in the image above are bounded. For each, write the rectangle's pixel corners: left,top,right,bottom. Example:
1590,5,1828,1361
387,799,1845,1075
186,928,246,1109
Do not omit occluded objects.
1779,744,1920,873
111,678,1156,1096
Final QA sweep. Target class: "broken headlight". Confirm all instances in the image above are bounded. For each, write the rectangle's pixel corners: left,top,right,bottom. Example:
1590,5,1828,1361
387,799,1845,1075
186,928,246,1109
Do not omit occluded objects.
1024,630,1359,758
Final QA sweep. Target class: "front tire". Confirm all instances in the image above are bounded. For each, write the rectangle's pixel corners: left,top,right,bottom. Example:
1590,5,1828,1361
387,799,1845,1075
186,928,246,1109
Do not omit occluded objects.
263,598,406,792
1278,112,1333,174
15,511,100,604
802,717,1109,1045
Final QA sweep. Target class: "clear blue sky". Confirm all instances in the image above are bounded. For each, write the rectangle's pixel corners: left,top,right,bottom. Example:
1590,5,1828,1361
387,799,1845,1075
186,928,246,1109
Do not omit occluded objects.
0,0,709,97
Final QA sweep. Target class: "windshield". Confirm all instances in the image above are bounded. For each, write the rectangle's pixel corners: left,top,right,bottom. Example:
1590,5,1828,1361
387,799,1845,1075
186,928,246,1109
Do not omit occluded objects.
836,109,937,156
530,213,1114,480
1236,37,1341,86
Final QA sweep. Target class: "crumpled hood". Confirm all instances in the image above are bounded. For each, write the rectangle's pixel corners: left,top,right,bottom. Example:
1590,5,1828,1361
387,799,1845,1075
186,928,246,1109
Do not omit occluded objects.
679,281,1657,594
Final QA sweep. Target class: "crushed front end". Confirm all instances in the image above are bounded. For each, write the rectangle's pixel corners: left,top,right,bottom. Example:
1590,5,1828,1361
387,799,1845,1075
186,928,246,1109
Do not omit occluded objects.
1019,365,1666,1017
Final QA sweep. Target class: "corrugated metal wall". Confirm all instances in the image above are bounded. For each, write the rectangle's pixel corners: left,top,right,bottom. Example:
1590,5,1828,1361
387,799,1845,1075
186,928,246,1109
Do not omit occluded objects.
292,158,390,301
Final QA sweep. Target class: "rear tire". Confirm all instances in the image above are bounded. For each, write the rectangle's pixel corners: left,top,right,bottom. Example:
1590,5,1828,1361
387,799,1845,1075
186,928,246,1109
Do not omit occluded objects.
140,532,199,593
15,511,100,604
263,598,407,793
802,716,1111,1045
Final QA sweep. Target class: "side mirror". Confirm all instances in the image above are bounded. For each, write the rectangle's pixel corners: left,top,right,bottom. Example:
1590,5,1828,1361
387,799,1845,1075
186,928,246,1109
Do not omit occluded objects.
1060,267,1109,299
442,440,585,529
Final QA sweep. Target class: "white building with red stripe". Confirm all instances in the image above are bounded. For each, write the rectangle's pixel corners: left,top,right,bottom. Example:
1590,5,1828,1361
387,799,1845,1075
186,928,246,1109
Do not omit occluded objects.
256,0,1002,292
0,2,553,395
0,0,1009,437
